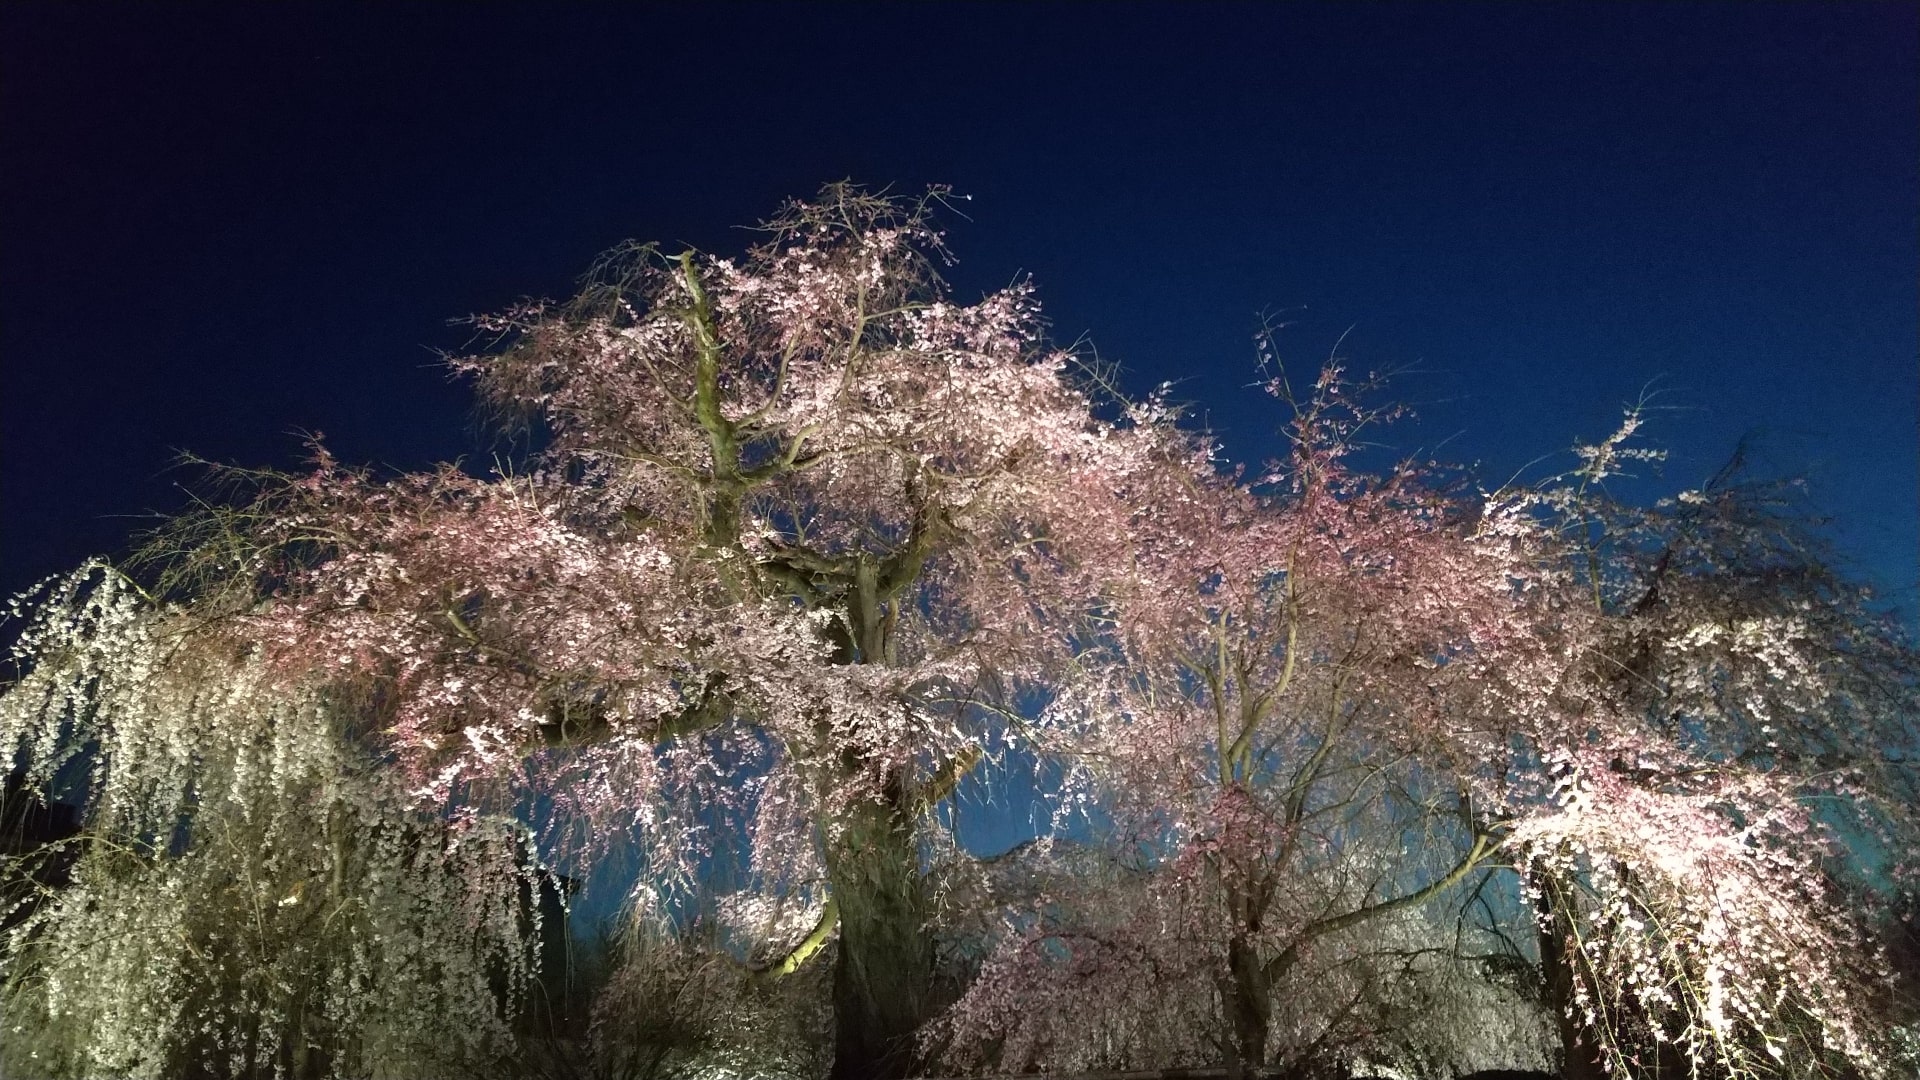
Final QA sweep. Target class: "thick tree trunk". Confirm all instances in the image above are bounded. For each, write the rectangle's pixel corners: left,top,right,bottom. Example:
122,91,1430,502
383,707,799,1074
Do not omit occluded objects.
1224,933,1272,1072
824,779,932,1080
1534,876,1605,1080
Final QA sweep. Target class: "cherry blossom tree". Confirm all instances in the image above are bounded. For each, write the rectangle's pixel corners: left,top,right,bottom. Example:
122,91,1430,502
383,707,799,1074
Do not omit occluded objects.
938,366,1917,1078
0,565,544,1080
4,185,1199,1080
939,357,1558,1074
1491,417,1920,1080
3,184,1913,1080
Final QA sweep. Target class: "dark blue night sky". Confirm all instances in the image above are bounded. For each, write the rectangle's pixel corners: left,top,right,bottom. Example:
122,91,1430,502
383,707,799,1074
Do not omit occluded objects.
4,3,1915,620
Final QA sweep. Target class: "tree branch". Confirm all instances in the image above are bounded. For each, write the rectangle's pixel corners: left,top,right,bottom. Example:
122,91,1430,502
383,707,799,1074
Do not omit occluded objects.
751,895,839,983
915,745,985,811
1263,830,1498,985
680,250,745,545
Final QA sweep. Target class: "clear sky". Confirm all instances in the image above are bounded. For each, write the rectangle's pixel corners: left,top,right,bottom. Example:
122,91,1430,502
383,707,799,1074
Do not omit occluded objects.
3,3,1915,621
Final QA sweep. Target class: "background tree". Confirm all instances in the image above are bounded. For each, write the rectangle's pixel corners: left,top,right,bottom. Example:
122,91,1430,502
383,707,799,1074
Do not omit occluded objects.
940,378,1918,1079
941,359,1556,1074
0,566,541,1080
1488,414,1920,1079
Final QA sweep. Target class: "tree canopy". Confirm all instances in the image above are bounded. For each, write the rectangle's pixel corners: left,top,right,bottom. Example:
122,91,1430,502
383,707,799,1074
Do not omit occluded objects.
3,186,1916,1080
